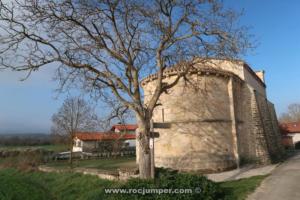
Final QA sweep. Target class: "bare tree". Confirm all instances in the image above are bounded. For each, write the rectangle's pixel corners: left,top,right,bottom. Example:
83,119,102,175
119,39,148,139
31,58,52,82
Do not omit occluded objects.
97,91,134,130
50,128,68,145
279,103,300,123
51,97,98,166
0,0,252,178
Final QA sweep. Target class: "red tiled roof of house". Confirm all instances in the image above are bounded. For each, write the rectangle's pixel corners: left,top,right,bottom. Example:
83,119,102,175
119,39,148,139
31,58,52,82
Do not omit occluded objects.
75,132,135,141
280,122,300,134
111,124,138,131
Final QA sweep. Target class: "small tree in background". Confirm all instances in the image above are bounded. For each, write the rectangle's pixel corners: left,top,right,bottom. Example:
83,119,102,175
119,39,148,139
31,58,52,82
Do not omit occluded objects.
51,97,98,166
279,103,300,123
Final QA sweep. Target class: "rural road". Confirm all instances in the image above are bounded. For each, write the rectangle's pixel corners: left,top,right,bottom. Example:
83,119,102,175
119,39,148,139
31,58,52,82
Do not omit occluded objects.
247,152,300,200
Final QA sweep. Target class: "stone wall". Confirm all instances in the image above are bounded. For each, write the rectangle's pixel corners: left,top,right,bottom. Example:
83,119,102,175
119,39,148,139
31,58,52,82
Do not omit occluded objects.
268,102,285,156
38,166,139,181
238,87,270,164
140,59,283,172
243,67,266,96
236,84,283,165
253,93,284,161
142,70,243,172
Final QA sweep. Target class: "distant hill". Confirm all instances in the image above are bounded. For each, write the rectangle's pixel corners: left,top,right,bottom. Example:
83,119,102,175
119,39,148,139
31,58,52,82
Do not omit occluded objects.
0,133,51,146
0,133,50,137
0,132,49,136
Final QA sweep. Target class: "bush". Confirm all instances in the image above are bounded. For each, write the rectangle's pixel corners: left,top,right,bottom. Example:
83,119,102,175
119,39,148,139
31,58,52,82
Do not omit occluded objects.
105,168,225,200
0,150,49,171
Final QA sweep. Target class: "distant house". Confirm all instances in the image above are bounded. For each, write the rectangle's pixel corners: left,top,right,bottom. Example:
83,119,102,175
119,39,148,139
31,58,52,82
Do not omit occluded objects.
110,124,138,147
73,124,137,153
280,122,300,149
111,124,138,133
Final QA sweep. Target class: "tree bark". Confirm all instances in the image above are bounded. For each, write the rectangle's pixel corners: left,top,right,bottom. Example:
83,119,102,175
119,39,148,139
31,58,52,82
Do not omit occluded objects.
137,115,152,179
69,138,73,168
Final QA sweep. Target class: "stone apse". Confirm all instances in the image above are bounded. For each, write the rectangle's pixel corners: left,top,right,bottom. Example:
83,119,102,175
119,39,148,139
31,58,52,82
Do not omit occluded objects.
139,59,284,173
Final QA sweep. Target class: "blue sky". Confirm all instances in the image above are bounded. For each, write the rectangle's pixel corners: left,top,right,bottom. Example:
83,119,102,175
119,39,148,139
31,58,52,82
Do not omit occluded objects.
224,0,300,116
0,0,300,133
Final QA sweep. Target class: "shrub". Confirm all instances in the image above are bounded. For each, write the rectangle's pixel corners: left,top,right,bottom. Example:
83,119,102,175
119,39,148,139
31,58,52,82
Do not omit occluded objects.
1,150,47,171
105,168,225,200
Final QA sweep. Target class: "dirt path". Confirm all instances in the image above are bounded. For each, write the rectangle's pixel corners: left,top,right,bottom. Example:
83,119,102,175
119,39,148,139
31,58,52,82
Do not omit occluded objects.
247,152,300,200
206,164,277,182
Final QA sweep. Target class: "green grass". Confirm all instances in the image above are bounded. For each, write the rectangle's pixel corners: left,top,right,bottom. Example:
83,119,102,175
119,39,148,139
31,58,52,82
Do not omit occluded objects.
46,157,137,171
0,144,68,152
219,175,267,200
0,168,115,200
0,168,266,200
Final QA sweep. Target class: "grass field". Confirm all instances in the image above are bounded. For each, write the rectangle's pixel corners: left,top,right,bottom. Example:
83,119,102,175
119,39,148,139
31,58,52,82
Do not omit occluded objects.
220,175,267,200
46,157,137,171
0,168,266,200
0,144,68,152
0,168,115,200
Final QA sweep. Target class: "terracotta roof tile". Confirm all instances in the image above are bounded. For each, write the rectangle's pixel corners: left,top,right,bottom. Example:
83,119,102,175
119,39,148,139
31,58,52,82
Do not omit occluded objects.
280,122,300,134
75,132,135,141
111,124,138,131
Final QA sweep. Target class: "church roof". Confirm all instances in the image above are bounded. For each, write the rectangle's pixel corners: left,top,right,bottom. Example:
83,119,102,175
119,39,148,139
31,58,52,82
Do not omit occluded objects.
140,58,265,87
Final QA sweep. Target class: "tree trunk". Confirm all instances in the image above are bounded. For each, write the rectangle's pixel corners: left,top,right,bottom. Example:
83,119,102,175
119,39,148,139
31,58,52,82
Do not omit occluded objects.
69,138,73,168
137,116,152,179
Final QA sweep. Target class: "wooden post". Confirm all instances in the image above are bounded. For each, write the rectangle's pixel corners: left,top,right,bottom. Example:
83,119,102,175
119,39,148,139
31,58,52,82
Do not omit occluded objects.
150,119,155,179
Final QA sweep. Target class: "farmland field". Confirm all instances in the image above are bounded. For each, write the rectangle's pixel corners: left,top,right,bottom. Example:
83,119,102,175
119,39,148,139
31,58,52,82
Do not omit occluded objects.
0,144,68,152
